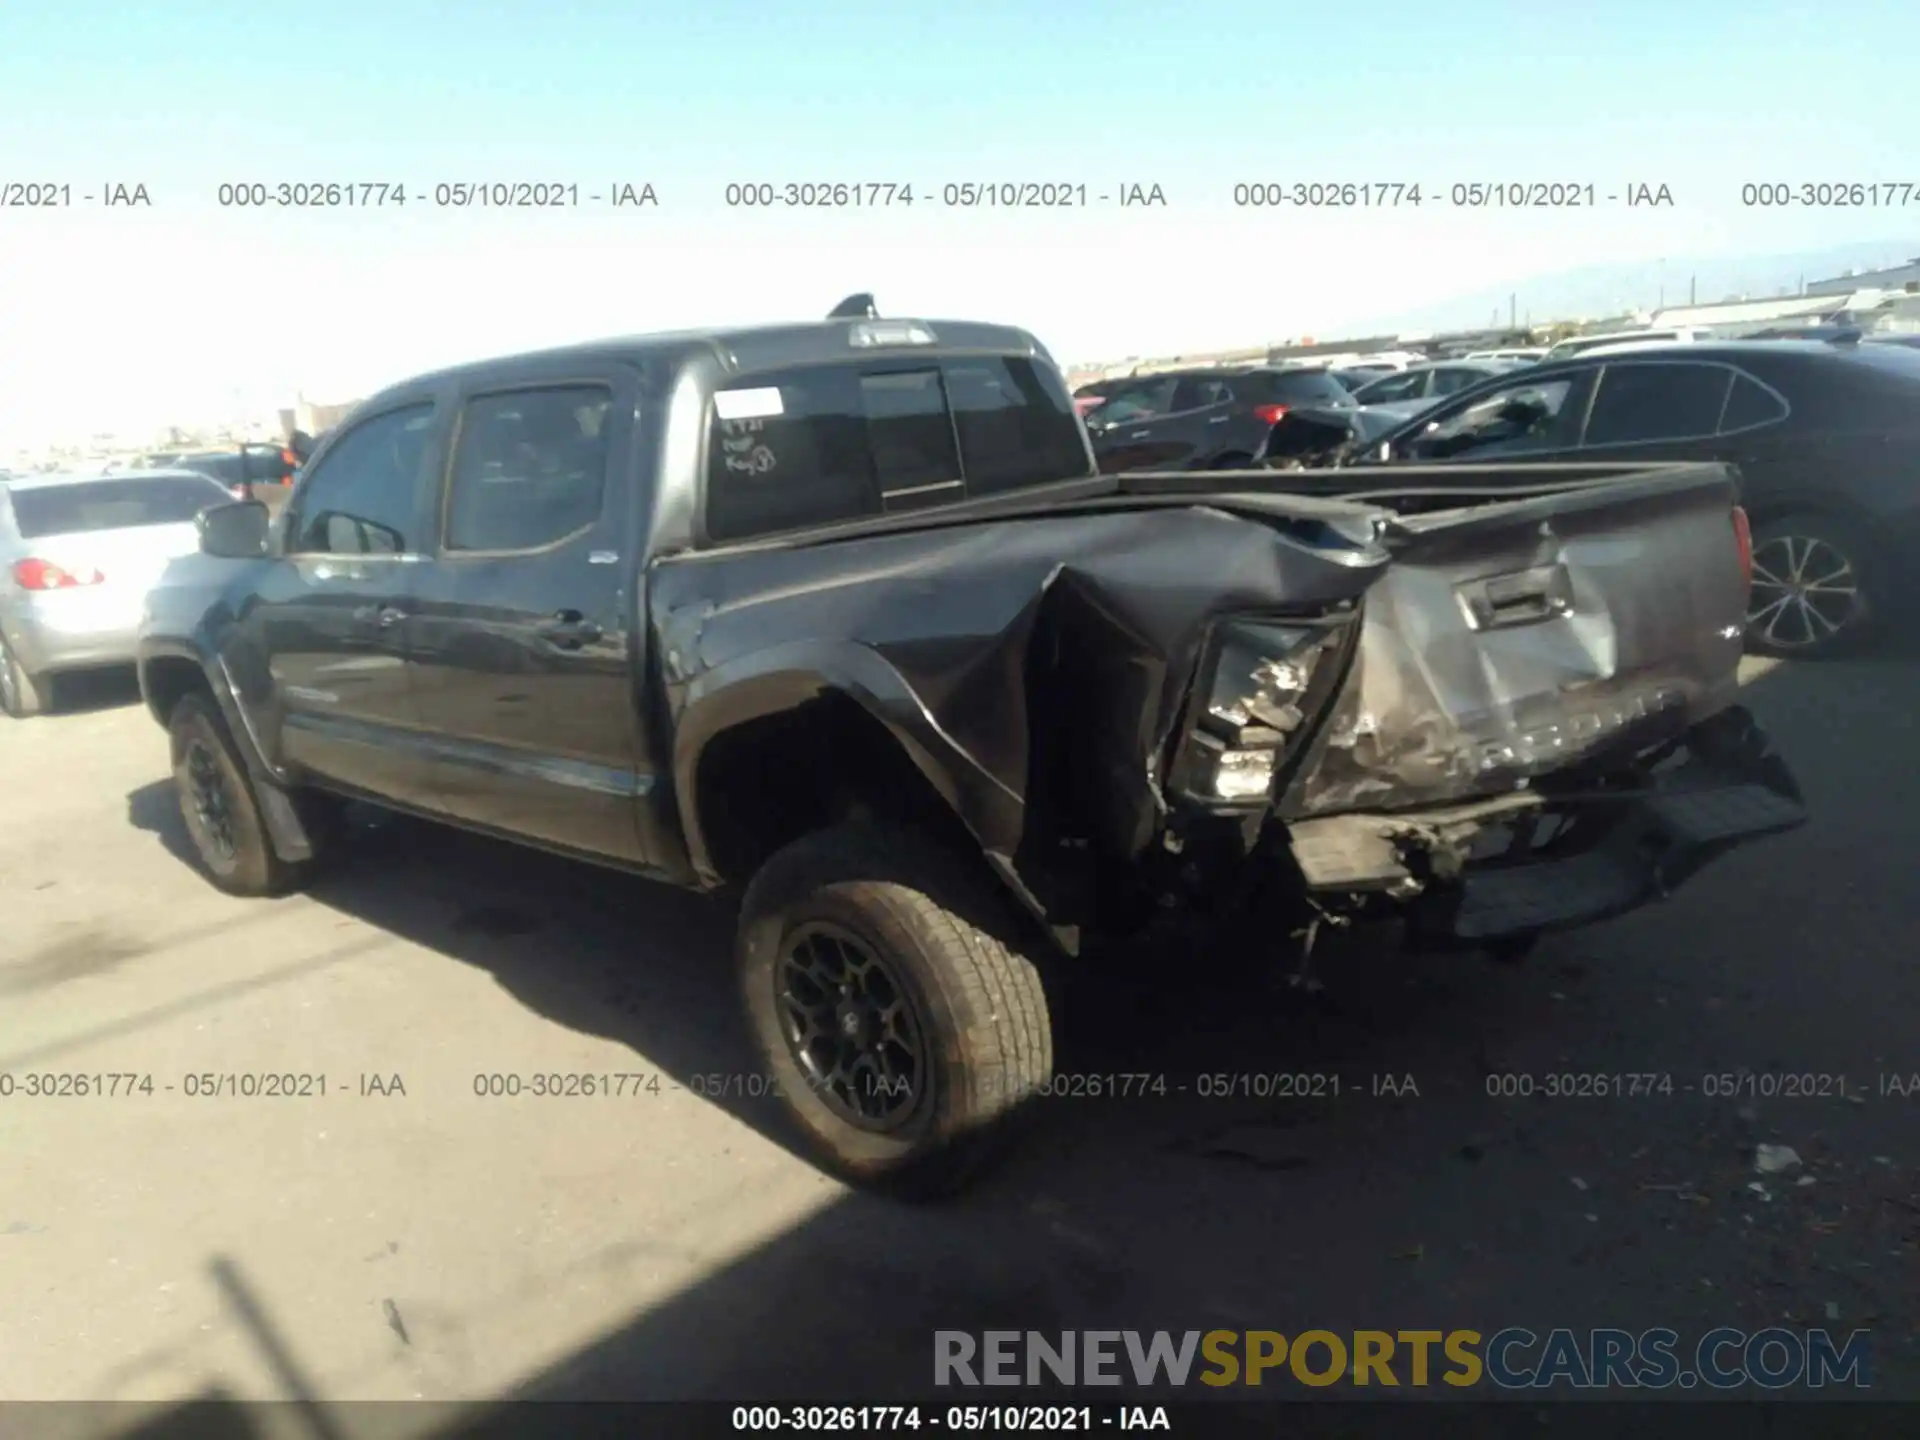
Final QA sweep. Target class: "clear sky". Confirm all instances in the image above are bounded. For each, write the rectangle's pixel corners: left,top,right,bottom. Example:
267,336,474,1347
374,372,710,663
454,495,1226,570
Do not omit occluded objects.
2,0,1917,444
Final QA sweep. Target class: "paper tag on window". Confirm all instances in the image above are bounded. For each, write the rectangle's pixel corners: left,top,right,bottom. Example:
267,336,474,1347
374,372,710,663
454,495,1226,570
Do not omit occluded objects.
714,387,785,420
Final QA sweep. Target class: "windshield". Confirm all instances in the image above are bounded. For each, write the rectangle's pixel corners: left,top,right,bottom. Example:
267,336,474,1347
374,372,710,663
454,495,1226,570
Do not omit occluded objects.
9,476,230,539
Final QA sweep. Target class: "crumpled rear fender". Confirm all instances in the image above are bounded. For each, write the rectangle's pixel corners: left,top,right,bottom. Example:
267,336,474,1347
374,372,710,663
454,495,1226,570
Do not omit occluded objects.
650,503,1391,900
669,639,1029,888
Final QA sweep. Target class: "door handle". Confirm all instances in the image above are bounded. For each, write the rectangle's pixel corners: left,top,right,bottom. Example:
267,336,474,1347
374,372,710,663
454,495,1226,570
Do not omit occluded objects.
352,604,407,628
1129,429,1150,438
537,611,604,649
1208,415,1231,424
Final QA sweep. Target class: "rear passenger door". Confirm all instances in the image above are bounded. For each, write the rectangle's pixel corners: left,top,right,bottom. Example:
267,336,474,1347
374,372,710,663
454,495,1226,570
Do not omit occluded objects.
404,366,649,864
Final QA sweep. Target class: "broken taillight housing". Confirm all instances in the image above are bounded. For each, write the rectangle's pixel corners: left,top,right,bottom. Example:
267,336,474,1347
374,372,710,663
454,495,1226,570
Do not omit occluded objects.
1170,619,1346,805
1252,404,1290,426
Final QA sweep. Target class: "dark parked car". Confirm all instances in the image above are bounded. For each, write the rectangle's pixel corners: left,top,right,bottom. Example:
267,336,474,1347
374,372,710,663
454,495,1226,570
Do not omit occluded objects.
1259,337,1920,658
138,300,1804,1194
1084,365,1354,472
164,444,301,499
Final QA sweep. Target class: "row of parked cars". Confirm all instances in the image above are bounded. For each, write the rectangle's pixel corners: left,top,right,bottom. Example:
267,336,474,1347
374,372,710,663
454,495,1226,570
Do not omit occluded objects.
1075,327,1920,658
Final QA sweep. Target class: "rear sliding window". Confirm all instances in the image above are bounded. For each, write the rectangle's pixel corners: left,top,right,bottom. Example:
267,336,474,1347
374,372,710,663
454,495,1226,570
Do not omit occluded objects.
705,357,1091,543
9,477,229,539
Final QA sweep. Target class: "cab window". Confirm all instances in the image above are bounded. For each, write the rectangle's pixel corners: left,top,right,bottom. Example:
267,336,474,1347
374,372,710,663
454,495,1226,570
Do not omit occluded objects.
287,404,436,555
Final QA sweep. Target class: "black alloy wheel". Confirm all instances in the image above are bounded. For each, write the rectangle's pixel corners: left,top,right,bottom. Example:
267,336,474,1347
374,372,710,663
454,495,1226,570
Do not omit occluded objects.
182,737,240,866
735,822,1055,1195
777,920,929,1131
166,691,320,896
1746,518,1873,658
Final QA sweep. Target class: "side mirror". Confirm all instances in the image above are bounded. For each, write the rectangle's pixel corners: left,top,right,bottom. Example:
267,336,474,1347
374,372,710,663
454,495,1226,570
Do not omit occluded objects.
198,500,271,558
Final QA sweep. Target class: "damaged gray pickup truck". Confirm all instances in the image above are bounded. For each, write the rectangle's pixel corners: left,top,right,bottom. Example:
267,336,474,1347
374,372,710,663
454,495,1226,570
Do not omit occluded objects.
137,297,1807,1194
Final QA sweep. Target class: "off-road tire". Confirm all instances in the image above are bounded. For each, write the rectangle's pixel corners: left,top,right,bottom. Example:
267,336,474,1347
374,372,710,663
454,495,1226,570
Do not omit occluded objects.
737,823,1054,1197
169,692,317,897
0,641,50,718
1745,513,1880,660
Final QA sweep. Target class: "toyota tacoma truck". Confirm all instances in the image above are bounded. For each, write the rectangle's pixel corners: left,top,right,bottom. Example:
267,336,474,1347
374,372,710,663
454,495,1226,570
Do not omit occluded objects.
137,296,1807,1194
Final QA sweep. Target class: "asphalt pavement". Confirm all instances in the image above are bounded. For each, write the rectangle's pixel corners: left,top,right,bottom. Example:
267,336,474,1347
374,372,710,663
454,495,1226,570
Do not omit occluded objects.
0,649,1914,1428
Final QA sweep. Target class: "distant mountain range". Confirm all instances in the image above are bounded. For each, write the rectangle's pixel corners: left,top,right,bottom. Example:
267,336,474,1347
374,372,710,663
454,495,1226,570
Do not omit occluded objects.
1351,240,1920,335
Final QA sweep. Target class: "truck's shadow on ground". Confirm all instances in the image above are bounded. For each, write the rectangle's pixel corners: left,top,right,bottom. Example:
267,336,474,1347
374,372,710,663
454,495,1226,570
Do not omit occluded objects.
121,649,1920,1407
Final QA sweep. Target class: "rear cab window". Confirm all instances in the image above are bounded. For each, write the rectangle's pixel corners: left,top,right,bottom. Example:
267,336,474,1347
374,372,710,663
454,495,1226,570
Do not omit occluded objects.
705,355,1092,542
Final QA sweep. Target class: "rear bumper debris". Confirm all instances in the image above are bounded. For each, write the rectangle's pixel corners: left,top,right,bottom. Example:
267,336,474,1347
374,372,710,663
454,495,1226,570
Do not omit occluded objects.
1283,706,1805,943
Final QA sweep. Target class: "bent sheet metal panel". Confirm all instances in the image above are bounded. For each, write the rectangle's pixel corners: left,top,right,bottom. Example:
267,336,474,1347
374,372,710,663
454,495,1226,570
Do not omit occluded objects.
1288,474,1750,815
649,502,1392,858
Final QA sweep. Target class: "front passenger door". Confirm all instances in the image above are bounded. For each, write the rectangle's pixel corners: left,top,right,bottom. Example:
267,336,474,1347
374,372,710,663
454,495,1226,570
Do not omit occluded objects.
249,401,442,803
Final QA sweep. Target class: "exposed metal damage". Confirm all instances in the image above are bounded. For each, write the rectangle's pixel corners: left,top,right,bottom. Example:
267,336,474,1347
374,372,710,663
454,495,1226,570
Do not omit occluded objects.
653,460,1802,950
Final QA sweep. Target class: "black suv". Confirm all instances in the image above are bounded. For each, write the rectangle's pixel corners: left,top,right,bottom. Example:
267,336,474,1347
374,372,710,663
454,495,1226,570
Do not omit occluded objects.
1084,365,1354,472
137,301,1803,1194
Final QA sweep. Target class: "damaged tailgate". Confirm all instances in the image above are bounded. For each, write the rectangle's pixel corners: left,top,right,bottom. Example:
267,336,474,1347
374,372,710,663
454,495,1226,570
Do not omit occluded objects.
1267,462,1806,934
1282,462,1752,817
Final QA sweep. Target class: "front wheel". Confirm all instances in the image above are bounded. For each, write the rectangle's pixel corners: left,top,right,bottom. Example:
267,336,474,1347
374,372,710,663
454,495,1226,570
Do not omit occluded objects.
1745,514,1878,659
169,693,317,896
736,823,1054,1196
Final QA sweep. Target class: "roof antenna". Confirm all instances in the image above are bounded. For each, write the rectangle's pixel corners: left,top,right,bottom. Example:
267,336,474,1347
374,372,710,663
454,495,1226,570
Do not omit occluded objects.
829,293,878,320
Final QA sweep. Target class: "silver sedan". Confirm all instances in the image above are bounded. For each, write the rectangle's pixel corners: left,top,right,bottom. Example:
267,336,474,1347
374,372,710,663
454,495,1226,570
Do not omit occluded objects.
1,468,235,717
